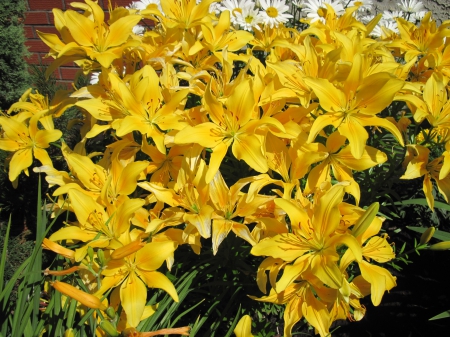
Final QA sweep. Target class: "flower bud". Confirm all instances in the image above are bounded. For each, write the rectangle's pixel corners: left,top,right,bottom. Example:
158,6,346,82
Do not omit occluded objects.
106,306,116,319
97,249,106,266
87,246,94,262
428,241,450,250
99,320,119,337
419,227,435,245
52,281,107,311
110,240,145,260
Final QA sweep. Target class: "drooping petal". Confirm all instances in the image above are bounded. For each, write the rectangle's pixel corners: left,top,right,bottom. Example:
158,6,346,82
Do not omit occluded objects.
359,260,397,306
120,271,147,327
136,270,179,302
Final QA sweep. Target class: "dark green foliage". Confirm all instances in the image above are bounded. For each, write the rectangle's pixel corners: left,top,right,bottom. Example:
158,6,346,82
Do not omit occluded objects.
0,0,30,111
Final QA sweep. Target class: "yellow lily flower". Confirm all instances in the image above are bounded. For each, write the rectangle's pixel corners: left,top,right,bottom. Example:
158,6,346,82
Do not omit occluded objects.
200,10,254,58
250,274,332,337
209,171,277,254
139,148,213,238
175,77,285,182
400,144,450,209
155,0,218,29
49,189,145,261
389,13,450,62
54,143,149,205
251,184,362,290
37,0,142,72
305,132,387,203
100,241,178,327
304,53,405,159
0,111,62,182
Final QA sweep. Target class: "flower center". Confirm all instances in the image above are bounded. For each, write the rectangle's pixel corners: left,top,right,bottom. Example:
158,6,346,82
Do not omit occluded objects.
266,6,278,18
245,15,254,23
317,7,327,18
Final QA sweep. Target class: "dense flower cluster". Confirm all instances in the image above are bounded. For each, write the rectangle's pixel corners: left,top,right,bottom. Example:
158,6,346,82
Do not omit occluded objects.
1,0,450,335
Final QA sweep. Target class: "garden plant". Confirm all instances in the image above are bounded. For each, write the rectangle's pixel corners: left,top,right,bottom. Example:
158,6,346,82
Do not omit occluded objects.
1,0,450,336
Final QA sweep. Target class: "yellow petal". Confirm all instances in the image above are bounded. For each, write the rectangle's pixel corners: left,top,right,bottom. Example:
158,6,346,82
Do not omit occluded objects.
251,234,307,262
134,241,177,271
64,10,95,46
232,134,268,173
120,271,147,327
359,260,396,306
136,270,179,302
9,148,33,181
105,15,142,48
234,315,254,337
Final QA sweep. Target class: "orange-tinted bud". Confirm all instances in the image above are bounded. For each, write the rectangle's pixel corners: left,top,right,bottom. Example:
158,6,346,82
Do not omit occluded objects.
110,240,145,260
51,281,107,311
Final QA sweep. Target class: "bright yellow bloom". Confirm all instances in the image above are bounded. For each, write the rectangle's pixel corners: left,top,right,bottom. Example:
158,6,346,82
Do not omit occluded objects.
37,0,142,72
99,241,178,327
0,111,61,182
251,184,362,290
175,77,285,182
400,144,450,209
304,54,405,159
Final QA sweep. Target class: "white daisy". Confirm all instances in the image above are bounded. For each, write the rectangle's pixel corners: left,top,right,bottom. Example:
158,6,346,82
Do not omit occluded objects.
397,0,424,14
259,0,293,28
235,3,264,31
132,25,145,35
128,0,162,12
348,0,373,12
383,10,406,21
411,10,427,21
359,14,375,24
89,72,100,85
293,0,306,9
303,0,344,23
372,19,399,38
219,0,255,24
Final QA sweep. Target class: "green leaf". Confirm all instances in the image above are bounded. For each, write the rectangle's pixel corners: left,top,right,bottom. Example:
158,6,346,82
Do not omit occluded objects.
406,226,450,241
393,198,450,211
429,310,450,320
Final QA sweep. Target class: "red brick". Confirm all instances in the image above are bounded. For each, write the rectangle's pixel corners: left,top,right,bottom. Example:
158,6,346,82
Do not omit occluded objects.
28,0,64,10
24,26,35,39
111,0,132,8
40,54,56,65
64,0,105,10
25,39,50,53
34,26,59,36
60,67,80,80
25,53,41,64
24,11,49,25
56,81,72,89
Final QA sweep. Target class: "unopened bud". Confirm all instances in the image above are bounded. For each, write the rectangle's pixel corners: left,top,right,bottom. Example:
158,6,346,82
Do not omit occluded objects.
87,246,94,262
99,320,119,337
420,227,435,245
52,281,107,311
110,240,145,260
106,306,116,319
428,241,450,250
97,249,106,266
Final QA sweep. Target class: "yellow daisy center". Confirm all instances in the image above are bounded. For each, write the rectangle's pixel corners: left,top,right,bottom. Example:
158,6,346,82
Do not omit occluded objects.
318,7,327,18
245,15,254,23
266,6,278,18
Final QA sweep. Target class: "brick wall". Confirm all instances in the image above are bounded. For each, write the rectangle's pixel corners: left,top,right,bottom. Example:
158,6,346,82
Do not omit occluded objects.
24,0,133,86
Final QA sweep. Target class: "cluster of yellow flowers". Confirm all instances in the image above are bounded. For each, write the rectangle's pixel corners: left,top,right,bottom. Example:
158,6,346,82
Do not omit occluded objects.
1,0,450,335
